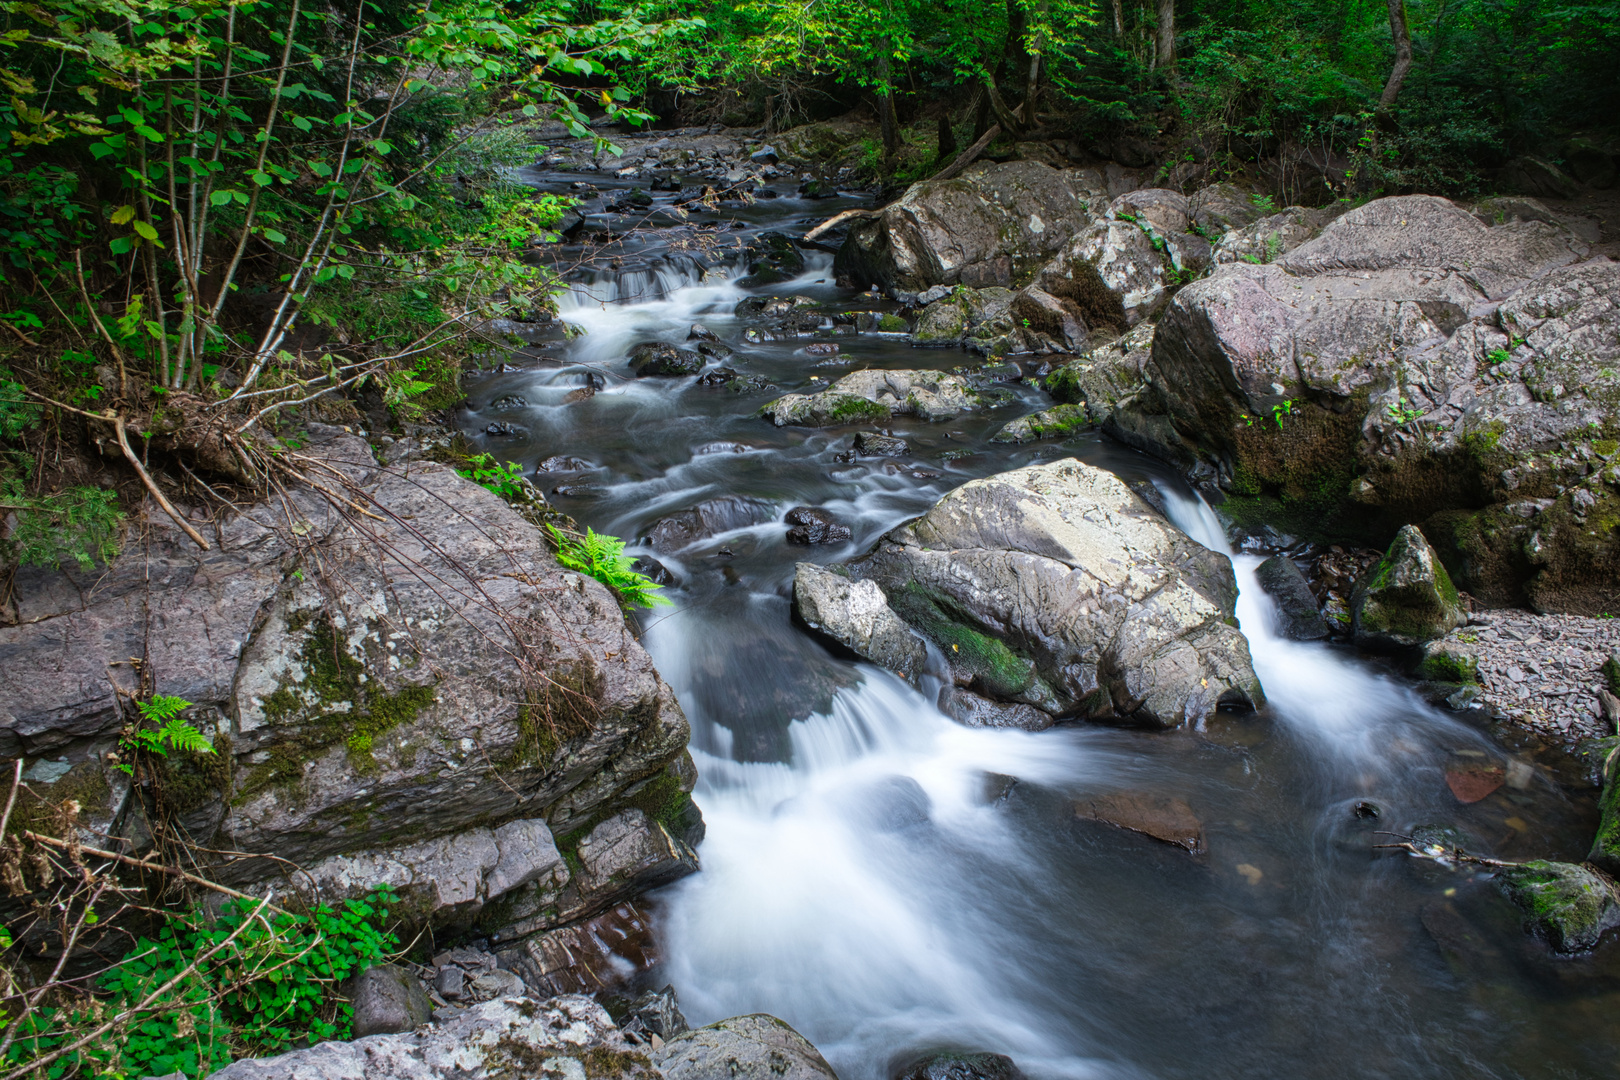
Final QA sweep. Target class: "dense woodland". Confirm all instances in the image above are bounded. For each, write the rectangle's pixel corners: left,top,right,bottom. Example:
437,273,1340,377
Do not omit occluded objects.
0,0,1618,1075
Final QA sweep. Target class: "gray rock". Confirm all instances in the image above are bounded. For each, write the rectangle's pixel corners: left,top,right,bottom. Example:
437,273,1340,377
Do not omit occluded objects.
990,404,1087,445
942,689,1054,732
1353,526,1466,650
345,964,434,1039
793,563,928,682
847,459,1263,727
762,369,979,427
208,995,651,1080
466,969,525,1001
896,1051,1026,1080
1496,860,1620,953
1044,321,1155,424
1211,205,1342,265
654,1014,840,1080
1499,155,1579,200
1188,182,1265,237
1254,556,1329,641
0,426,697,923
834,161,1101,294
618,985,690,1041
630,342,704,376
852,432,910,457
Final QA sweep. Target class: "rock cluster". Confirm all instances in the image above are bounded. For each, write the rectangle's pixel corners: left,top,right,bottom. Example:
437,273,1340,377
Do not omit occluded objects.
794,459,1263,728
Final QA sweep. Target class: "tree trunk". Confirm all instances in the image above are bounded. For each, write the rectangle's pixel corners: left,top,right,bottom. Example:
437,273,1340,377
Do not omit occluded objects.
937,115,957,162
1378,0,1414,112
876,52,901,167
970,85,991,142
1154,0,1176,73
1111,0,1125,40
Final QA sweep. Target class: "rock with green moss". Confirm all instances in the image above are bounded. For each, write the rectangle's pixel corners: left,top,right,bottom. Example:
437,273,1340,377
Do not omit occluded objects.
0,423,700,942
845,458,1263,728
654,1013,839,1080
1044,321,1155,423
1496,859,1620,953
1587,742,1620,874
913,296,969,344
1353,525,1467,649
761,369,979,427
991,403,1088,444
1135,195,1620,612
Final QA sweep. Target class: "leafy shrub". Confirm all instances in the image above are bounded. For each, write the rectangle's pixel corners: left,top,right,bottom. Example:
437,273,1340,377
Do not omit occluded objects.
546,524,669,609
6,887,400,1079
457,453,528,500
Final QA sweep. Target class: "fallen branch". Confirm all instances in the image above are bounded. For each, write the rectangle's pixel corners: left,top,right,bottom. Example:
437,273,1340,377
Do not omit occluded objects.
23,831,283,911
802,208,881,243
927,124,1001,183
1374,833,1512,868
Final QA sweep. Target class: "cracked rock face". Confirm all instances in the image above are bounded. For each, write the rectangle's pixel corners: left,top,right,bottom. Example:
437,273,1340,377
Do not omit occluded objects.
808,459,1263,728
654,1014,840,1080
209,994,655,1080
834,160,1105,294
1111,193,1617,613
0,425,699,939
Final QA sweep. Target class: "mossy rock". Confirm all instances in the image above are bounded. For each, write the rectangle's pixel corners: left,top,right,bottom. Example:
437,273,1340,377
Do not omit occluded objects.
1496,859,1620,953
1353,525,1466,649
990,403,1087,445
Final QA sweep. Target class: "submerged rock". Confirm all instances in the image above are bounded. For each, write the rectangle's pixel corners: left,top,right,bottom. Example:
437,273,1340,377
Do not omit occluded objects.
1496,860,1620,953
838,459,1263,728
629,342,704,376
644,496,777,552
762,369,980,427
655,1014,840,1080
792,563,927,682
853,431,910,457
896,1051,1027,1080
784,506,853,545
1254,555,1329,641
1075,792,1206,854
1352,526,1466,650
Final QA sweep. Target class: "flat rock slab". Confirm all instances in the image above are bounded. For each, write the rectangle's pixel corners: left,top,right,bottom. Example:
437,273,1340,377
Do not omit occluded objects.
654,1014,840,1080
1075,792,1206,853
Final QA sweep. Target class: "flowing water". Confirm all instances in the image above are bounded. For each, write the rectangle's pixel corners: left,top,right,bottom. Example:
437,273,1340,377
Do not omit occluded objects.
459,170,1620,1079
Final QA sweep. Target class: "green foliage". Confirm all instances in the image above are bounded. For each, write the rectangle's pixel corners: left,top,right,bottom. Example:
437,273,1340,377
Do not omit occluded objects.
1271,399,1296,429
545,524,670,609
1487,347,1512,366
457,452,527,500
1386,397,1424,427
0,475,124,571
115,695,214,775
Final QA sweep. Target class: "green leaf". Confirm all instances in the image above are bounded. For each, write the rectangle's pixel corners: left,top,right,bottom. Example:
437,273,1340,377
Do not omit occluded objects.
132,221,159,241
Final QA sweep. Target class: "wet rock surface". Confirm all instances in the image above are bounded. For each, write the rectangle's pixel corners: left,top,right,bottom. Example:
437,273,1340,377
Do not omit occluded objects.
832,459,1263,727
762,369,981,426
896,1051,1027,1080
784,506,853,545
1255,555,1329,641
1074,792,1206,853
1353,526,1467,650
1495,860,1620,953
792,563,928,682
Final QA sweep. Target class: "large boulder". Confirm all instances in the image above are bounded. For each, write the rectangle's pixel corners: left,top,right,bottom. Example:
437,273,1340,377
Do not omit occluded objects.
1496,860,1620,953
1116,194,1616,612
0,425,700,942
208,995,655,1080
834,161,1104,294
654,1014,840,1080
831,459,1263,728
1254,555,1329,641
1352,525,1467,649
1044,321,1155,424
762,369,980,427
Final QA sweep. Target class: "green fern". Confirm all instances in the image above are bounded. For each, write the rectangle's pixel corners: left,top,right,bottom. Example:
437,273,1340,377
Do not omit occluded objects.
545,524,670,609
117,696,213,773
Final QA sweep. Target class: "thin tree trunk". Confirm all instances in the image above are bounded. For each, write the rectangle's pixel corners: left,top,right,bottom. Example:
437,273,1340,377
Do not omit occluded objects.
970,85,991,142
1111,0,1125,40
1378,0,1414,111
876,52,901,166
1154,0,1176,73
937,115,957,162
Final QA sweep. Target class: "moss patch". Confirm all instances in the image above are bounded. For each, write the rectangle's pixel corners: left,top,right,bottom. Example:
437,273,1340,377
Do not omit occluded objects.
887,580,1046,701
236,612,438,801
1415,650,1478,684
828,395,891,423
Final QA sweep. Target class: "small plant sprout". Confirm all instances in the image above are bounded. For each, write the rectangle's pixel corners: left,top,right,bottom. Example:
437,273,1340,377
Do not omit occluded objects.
1249,192,1277,213
1486,347,1511,365
1272,399,1296,429
1386,397,1424,426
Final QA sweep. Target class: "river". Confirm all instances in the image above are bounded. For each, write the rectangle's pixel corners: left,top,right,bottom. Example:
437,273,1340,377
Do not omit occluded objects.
456,169,1619,1080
